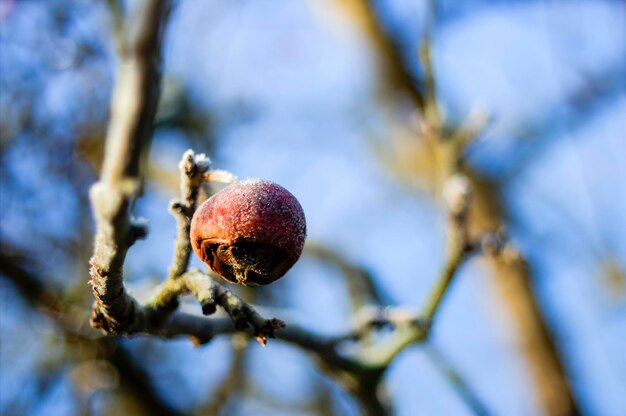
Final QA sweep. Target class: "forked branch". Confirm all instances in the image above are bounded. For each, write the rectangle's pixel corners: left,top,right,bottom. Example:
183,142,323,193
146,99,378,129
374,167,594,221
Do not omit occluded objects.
88,0,282,342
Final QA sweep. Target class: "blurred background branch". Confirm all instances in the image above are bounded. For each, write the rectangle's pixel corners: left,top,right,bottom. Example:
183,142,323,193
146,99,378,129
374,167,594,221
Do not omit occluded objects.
333,1,582,414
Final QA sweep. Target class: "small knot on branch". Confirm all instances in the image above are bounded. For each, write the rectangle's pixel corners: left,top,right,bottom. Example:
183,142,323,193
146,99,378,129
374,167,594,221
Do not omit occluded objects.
179,149,211,177
189,334,213,346
201,302,217,316
415,316,432,335
443,174,473,219
90,305,132,335
168,199,192,218
203,169,238,184
128,217,149,245
254,318,286,346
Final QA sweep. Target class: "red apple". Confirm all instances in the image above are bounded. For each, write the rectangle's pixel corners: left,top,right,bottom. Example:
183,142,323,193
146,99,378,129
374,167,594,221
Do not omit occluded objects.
190,179,306,286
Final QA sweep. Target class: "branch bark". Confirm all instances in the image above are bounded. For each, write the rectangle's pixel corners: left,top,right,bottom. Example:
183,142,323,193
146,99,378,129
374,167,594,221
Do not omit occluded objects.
166,150,211,281
89,0,171,333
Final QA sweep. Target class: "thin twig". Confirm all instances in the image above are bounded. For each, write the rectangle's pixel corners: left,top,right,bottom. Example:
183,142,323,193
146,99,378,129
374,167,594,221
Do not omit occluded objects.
166,149,211,281
148,270,285,345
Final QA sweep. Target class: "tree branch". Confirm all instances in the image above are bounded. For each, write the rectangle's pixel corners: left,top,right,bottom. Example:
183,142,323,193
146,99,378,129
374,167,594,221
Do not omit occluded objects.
148,270,285,345
352,174,477,367
334,0,426,110
341,1,581,413
166,150,211,281
88,0,283,344
89,0,171,333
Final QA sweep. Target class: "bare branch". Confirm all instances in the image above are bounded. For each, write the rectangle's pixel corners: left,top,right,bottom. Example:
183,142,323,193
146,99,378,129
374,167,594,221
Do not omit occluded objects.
148,270,285,345
89,0,171,333
89,4,287,343
344,170,472,368
166,150,211,281
352,1,581,412
203,169,238,184
100,0,170,185
419,0,440,128
334,0,426,111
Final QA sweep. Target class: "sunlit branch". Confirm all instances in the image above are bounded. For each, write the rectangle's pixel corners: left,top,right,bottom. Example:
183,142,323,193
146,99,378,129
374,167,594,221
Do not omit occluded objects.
166,149,211,281
89,0,171,333
149,270,285,345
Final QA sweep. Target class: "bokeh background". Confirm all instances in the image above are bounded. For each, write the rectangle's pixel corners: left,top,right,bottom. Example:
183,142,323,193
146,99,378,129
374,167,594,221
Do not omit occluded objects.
1,0,625,415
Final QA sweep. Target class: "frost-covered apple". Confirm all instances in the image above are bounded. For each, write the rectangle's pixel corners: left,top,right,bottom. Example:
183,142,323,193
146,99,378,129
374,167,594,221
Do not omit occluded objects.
190,179,306,286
